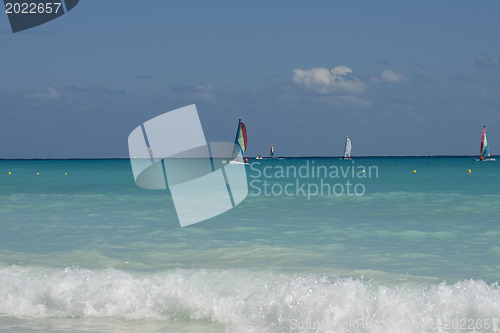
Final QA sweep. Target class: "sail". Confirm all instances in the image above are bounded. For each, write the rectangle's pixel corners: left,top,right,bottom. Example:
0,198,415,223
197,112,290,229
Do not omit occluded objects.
270,144,275,157
481,127,491,158
344,137,352,158
232,119,247,162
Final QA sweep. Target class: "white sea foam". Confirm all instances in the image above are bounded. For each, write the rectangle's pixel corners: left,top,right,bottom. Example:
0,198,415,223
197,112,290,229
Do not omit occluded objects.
0,266,499,332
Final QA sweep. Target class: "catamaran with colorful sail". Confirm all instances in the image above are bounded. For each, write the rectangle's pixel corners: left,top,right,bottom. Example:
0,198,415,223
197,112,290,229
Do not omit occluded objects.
341,137,352,160
474,126,496,161
270,144,275,158
231,118,248,164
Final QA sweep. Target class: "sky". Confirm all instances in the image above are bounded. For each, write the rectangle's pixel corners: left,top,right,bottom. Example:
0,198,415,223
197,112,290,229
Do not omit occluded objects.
1,1,500,158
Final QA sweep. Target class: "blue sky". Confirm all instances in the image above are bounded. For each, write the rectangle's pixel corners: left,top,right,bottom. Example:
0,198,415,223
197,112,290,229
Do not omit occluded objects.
1,1,500,157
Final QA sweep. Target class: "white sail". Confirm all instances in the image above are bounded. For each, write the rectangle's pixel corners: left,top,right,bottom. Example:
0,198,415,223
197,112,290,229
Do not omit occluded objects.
343,137,352,158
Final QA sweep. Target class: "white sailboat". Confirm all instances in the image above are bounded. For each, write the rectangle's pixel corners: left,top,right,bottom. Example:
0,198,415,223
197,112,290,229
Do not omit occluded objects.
341,137,352,160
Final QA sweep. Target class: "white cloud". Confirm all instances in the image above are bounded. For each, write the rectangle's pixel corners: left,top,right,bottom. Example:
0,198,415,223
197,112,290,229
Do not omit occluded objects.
25,86,62,101
370,69,407,83
171,83,218,103
292,66,366,94
192,83,217,103
475,53,499,68
66,84,125,96
318,95,372,108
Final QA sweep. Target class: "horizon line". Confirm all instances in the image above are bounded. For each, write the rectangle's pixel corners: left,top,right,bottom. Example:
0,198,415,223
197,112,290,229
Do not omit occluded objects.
0,155,492,160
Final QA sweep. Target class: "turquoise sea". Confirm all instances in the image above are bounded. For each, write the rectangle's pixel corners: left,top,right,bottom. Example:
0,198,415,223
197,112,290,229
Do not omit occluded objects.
0,157,499,332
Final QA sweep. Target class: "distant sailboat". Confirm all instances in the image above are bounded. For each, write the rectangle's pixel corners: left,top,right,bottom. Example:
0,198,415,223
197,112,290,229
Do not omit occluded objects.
270,144,275,158
342,137,352,160
474,126,496,161
231,119,249,164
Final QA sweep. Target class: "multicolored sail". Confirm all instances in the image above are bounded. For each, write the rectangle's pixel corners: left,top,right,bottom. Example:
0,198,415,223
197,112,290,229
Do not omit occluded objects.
270,144,275,157
232,119,247,162
480,126,491,159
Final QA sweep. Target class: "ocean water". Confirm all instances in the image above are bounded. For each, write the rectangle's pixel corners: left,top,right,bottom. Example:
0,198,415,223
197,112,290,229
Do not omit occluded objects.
0,157,499,332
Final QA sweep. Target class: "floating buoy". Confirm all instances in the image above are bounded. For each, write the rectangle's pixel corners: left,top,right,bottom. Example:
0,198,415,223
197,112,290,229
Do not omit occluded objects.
64,173,68,175
8,171,11,175
362,170,365,172
467,169,471,173
36,172,39,175
413,170,416,173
